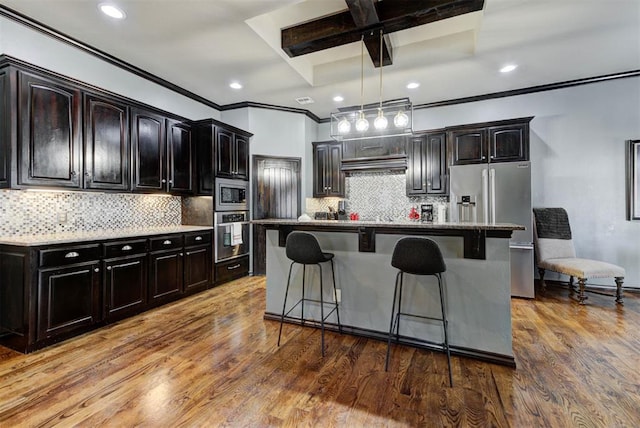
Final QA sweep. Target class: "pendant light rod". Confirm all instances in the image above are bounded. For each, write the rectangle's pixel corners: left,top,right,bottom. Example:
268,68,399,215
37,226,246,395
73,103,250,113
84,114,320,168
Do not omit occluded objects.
360,34,365,112
379,29,383,108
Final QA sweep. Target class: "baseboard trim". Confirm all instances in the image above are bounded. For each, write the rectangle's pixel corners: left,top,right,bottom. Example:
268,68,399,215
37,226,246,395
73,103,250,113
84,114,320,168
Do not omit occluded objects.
264,312,516,368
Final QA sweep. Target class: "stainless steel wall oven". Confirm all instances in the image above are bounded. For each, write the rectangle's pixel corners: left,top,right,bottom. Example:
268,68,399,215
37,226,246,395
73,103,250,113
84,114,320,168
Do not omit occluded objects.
214,211,249,262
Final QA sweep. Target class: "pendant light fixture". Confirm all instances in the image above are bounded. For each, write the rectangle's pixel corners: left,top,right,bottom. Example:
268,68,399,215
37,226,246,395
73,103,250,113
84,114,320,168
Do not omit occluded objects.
373,29,388,131
354,35,369,133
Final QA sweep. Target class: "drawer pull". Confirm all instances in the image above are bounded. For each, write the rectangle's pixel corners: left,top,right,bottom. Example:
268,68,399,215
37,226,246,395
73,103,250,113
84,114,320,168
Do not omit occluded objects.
65,251,80,258
94,268,100,273
163,240,172,245
195,236,203,241
227,264,241,270
121,245,133,251
107,266,112,271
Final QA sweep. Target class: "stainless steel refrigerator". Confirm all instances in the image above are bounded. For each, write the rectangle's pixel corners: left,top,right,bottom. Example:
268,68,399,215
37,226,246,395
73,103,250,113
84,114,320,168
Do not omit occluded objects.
449,161,534,298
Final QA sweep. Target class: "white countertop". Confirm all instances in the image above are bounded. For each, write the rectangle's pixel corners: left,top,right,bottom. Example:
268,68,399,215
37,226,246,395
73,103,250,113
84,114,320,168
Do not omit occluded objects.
0,225,213,247
251,218,525,231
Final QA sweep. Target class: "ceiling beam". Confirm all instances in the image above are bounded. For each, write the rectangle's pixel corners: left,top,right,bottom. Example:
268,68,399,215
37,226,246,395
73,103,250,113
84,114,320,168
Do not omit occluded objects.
281,0,484,66
346,0,391,67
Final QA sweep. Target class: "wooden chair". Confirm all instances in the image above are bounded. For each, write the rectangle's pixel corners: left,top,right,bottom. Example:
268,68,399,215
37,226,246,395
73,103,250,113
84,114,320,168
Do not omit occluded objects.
532,208,625,305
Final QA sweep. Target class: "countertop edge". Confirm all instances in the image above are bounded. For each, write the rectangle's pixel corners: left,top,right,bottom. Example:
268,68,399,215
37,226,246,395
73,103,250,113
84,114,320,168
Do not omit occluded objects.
251,219,525,231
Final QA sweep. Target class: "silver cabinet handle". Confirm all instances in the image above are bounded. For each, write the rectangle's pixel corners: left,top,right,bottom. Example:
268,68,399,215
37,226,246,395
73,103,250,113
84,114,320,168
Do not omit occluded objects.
227,264,241,270
161,179,167,184
121,245,133,251
169,180,173,185
163,240,172,245
65,251,80,258
94,268,100,273
195,236,203,241
107,266,112,271
179,253,184,257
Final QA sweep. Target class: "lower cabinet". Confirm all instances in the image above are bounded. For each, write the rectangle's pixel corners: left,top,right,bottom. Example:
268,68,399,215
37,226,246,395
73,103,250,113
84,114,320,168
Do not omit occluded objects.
0,229,213,353
215,255,249,285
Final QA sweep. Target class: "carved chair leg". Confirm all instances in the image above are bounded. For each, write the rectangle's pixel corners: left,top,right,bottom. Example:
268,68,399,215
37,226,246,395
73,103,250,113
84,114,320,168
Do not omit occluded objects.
615,277,624,305
538,268,546,292
577,278,588,304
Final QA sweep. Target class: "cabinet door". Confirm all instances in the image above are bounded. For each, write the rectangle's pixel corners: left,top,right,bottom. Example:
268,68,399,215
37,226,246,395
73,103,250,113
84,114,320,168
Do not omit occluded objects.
406,136,428,195
234,134,249,180
488,124,529,163
18,71,82,188
327,143,344,196
84,94,130,191
0,69,9,188
167,119,193,194
37,262,101,341
148,250,183,305
132,108,166,192
426,133,447,194
313,143,329,197
215,128,234,178
450,128,487,165
183,245,211,294
195,124,214,195
104,255,147,321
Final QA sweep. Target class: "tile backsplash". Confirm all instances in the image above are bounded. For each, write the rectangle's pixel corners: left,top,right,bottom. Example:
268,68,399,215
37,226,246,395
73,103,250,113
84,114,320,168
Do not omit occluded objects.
0,190,181,237
306,171,449,221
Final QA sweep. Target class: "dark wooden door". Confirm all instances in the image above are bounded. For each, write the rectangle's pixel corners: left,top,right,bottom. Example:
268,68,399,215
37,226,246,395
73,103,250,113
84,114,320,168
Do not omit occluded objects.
406,135,428,195
131,108,165,192
450,127,487,165
252,155,301,275
216,128,234,178
148,250,183,305
235,134,249,180
313,141,344,197
167,119,193,194
194,123,214,195
327,143,344,196
104,255,147,321
84,94,130,191
18,71,82,188
0,68,9,188
37,262,101,341
488,123,529,163
313,142,329,197
183,245,211,293
426,132,447,194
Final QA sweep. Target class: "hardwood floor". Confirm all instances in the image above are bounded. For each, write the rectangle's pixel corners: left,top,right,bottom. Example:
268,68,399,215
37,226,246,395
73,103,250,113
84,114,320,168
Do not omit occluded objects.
0,276,638,427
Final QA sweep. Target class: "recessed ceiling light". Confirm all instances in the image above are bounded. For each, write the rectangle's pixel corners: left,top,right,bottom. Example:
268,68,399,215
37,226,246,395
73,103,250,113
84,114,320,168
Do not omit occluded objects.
99,3,126,19
229,82,242,89
500,64,518,73
406,82,420,89
333,95,344,102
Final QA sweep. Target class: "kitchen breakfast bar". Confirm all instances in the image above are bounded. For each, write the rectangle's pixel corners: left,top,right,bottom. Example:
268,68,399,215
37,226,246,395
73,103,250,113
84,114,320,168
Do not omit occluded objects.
253,219,525,366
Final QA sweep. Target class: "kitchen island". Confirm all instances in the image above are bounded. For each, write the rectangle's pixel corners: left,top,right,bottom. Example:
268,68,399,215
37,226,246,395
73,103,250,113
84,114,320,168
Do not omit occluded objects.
253,219,525,366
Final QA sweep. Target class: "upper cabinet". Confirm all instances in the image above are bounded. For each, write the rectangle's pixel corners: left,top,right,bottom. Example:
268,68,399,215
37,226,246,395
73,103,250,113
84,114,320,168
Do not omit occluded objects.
406,132,447,196
313,141,344,197
84,93,130,191
0,68,9,188
18,70,82,189
450,117,532,166
166,119,193,194
131,107,166,192
216,127,249,180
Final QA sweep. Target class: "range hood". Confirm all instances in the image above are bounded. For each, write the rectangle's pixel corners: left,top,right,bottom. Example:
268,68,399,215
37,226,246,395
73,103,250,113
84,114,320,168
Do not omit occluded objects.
340,136,408,172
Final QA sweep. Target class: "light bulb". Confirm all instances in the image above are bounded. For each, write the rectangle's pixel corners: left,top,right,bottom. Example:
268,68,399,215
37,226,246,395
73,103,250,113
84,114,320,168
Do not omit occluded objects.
355,111,369,132
337,117,351,134
374,108,388,130
394,110,409,128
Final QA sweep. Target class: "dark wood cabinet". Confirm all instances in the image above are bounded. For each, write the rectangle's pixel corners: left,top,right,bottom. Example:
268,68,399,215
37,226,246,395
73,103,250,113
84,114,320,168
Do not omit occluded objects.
449,117,531,166
18,70,82,188
148,235,184,306
103,239,148,321
216,128,250,180
313,141,344,197
215,255,249,285
84,93,130,191
0,68,9,188
167,119,193,194
131,107,166,192
193,119,253,195
183,235,212,294
406,132,447,196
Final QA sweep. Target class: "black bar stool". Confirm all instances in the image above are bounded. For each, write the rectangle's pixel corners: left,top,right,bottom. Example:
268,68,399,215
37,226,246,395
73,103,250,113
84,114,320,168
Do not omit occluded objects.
277,231,341,356
384,237,453,387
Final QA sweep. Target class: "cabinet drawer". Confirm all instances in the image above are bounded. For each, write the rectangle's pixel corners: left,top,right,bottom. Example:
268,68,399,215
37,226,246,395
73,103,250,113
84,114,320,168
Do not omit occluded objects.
185,231,212,247
103,239,148,258
39,244,101,268
215,255,249,284
149,235,184,251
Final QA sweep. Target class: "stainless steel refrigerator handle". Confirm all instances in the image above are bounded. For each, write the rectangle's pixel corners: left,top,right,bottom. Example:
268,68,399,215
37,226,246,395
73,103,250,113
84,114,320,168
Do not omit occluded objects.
490,168,496,224
481,169,489,223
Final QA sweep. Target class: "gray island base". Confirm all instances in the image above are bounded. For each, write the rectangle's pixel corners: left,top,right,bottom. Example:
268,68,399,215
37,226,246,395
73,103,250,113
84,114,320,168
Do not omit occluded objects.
254,220,525,367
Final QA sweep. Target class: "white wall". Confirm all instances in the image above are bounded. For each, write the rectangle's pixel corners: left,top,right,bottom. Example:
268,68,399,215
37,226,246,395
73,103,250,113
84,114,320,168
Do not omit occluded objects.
0,16,221,120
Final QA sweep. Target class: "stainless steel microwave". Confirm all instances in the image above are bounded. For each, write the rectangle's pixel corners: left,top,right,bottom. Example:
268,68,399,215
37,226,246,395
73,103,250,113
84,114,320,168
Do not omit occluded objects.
215,178,248,211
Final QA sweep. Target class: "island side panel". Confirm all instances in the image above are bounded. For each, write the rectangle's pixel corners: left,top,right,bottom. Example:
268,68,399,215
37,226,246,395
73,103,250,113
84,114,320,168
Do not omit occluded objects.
264,229,513,359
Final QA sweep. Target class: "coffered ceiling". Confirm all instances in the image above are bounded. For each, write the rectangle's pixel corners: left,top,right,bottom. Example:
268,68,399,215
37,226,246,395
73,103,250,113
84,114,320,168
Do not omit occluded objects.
1,0,639,119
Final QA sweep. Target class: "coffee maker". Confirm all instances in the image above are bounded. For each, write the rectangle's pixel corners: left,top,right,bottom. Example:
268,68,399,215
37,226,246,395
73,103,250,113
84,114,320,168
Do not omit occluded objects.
420,204,434,222
337,200,348,220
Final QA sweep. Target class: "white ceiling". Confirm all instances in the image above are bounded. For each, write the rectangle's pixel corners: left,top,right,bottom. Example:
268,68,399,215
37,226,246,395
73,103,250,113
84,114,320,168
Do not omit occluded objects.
1,0,639,119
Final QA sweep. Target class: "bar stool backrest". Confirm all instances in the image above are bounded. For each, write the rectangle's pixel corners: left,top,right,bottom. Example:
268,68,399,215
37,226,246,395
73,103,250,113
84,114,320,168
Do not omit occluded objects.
286,232,325,264
391,237,446,275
